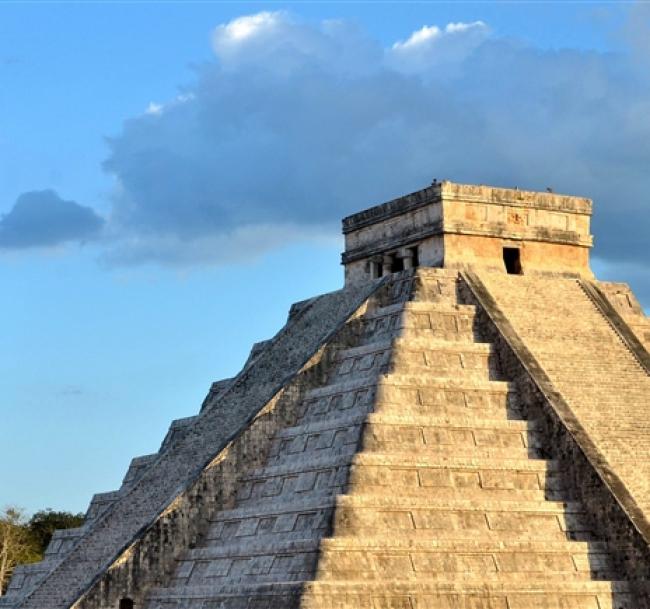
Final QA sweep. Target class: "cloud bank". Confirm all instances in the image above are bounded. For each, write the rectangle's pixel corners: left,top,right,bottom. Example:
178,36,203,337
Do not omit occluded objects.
0,190,104,249
101,10,649,270
5,10,650,281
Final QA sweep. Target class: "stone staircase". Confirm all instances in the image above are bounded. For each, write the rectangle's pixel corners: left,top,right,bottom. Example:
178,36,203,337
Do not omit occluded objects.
144,270,639,609
480,273,650,520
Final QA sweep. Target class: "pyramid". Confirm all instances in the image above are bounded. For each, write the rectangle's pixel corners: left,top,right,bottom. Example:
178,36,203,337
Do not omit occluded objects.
3,181,649,609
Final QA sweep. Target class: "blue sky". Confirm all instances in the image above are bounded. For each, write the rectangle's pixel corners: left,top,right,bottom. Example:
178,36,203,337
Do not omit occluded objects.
1,1,648,515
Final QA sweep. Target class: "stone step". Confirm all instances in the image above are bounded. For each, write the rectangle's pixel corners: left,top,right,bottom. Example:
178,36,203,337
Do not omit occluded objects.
269,413,538,466
279,412,387,438
336,338,494,361
250,445,553,480
302,580,640,609
183,535,612,562
345,485,558,503
236,471,563,508
236,452,566,505
169,565,617,588
274,410,534,438
360,302,480,343
146,579,640,609
85,489,121,521
209,494,584,524
332,500,592,539
368,301,477,317
360,420,538,456
241,452,559,486
269,442,537,470
379,374,512,391
361,327,479,345
321,535,612,554
243,454,352,481
306,374,514,399
206,494,592,547
317,567,616,583
332,338,501,381
373,377,518,414
120,452,158,487
301,396,522,425
369,365,501,384
203,527,601,558
389,345,496,372
270,443,537,469
352,452,556,471
267,414,363,464
371,403,523,422
209,496,335,525
302,376,517,417
367,412,533,431
350,454,565,495
335,494,580,512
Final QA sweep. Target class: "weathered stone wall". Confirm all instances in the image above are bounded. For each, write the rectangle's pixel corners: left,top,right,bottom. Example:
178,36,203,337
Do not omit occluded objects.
343,197,441,257
442,232,592,276
342,181,594,285
440,181,592,240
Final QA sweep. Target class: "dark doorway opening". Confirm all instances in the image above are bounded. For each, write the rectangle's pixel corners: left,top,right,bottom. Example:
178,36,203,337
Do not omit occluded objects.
409,246,420,268
119,599,134,609
503,247,522,275
392,254,405,273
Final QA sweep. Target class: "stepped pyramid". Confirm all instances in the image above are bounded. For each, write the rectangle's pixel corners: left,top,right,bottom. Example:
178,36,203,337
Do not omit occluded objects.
3,181,649,609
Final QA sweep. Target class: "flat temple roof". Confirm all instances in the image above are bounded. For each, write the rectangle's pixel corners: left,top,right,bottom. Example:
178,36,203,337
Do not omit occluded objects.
342,181,592,234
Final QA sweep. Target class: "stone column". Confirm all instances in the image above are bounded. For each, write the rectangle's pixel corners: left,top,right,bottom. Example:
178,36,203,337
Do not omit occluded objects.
382,253,394,275
398,248,414,270
369,257,382,279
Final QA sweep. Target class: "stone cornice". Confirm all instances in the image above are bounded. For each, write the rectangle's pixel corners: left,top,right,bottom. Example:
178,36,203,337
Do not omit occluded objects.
342,221,592,264
342,181,593,235
342,186,441,234
441,182,593,216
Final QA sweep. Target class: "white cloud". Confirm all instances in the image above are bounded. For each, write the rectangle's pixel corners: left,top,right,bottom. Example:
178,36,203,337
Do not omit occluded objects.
145,102,163,116
211,11,299,72
445,21,486,34
387,19,489,75
392,25,442,51
86,10,648,297
215,11,281,44
392,21,486,52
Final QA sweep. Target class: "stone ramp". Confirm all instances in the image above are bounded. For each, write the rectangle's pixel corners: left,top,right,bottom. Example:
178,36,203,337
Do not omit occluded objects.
12,279,382,609
477,273,650,518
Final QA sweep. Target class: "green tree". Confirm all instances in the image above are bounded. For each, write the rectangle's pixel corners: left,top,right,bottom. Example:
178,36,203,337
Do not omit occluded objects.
28,509,85,555
0,507,40,596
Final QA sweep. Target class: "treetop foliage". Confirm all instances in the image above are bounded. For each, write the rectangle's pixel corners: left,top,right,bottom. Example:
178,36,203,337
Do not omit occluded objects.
0,506,84,596
28,509,85,554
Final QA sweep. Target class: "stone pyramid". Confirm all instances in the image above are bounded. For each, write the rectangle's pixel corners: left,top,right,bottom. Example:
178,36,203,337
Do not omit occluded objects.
3,182,649,609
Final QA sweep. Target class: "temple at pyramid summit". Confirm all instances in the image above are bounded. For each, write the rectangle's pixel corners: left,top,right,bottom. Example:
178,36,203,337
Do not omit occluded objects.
4,180,650,609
